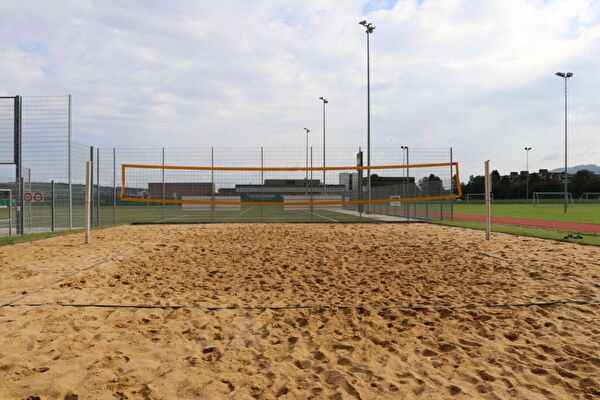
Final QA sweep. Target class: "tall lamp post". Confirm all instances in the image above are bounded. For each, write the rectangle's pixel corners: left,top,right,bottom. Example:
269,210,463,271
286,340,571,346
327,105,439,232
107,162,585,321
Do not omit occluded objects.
359,20,375,212
524,147,532,200
304,128,310,195
555,72,573,214
318,97,328,196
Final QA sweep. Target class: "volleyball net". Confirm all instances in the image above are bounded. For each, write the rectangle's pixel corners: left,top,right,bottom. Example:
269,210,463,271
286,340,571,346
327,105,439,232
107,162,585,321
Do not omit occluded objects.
120,162,461,210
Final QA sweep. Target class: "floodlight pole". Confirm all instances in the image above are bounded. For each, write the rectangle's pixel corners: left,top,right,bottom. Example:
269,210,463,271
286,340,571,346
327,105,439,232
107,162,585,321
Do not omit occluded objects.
304,128,310,196
318,97,328,196
524,147,532,199
555,72,573,214
360,20,375,212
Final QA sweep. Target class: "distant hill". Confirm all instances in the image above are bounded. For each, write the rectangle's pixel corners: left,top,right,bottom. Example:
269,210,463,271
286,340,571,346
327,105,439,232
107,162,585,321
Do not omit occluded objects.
550,164,600,174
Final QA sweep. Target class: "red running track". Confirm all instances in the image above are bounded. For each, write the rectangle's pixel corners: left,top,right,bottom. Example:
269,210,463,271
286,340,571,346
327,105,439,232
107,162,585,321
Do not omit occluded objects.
453,213,600,233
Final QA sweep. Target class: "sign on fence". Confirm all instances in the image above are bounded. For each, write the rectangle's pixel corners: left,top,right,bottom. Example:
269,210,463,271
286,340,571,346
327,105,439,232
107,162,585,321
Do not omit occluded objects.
24,192,44,202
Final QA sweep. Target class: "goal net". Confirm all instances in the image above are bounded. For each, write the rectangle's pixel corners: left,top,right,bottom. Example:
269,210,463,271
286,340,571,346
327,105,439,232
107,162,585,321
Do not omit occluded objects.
120,162,461,216
533,192,574,206
580,192,600,203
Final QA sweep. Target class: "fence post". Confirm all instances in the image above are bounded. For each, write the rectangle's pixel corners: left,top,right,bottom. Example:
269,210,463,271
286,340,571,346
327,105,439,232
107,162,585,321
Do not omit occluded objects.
310,146,313,221
51,180,55,232
96,147,100,226
14,96,23,235
90,146,94,227
161,147,165,223
484,160,492,240
17,177,24,235
211,147,214,222
8,189,12,237
450,147,454,221
85,161,92,244
113,148,116,225
68,94,72,230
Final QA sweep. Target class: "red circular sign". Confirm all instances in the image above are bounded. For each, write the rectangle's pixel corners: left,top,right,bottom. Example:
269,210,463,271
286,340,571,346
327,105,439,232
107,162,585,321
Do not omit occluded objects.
24,192,32,202
33,192,44,202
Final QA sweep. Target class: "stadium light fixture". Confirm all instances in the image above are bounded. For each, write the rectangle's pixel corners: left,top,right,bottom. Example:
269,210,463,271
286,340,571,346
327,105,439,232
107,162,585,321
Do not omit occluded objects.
359,19,375,212
524,147,532,200
555,71,573,213
318,97,328,195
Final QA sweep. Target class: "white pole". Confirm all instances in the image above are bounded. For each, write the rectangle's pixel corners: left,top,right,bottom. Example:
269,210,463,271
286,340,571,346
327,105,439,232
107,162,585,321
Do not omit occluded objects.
484,160,491,240
85,161,92,244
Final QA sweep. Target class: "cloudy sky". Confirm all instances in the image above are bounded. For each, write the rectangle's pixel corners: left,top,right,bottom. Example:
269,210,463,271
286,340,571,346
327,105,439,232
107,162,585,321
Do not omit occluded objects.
1,0,599,179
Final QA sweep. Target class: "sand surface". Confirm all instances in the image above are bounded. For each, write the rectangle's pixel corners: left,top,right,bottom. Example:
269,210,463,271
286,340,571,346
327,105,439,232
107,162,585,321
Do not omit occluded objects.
0,223,598,399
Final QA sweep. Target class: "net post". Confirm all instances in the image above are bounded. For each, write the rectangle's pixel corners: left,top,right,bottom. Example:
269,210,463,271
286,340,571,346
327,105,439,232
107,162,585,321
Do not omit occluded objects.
484,160,491,240
113,148,116,225
85,161,92,244
161,147,165,223
450,147,454,221
96,147,100,227
260,146,264,222
51,180,55,232
211,147,214,222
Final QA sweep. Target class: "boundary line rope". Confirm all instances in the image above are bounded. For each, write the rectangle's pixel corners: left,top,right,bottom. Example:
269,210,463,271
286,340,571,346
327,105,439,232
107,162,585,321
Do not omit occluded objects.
1,232,172,306
3,299,599,311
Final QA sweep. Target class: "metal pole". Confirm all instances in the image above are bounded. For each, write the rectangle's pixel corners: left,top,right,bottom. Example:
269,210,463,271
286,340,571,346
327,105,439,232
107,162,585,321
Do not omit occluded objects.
366,31,371,213
261,146,264,222
484,160,491,240
18,177,24,235
90,146,94,227
450,147,454,221
85,161,92,244
310,146,313,220
68,94,72,230
28,169,31,231
322,101,326,196
563,77,568,214
161,147,165,222
51,180,55,232
8,190,12,237
14,96,23,235
211,147,214,222
96,147,100,226
525,147,530,200
113,148,116,225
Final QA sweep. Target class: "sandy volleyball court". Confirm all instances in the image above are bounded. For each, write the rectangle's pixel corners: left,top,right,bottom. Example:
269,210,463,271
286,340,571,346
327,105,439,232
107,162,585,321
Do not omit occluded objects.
0,223,599,399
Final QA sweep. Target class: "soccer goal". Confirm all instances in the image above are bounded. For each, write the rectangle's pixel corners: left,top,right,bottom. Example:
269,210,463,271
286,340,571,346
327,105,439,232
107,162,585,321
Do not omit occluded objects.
464,193,493,204
579,192,600,203
532,191,574,206
119,162,462,222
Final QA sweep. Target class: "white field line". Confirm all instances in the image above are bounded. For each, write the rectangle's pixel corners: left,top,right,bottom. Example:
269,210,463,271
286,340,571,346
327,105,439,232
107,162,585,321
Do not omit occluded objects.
302,210,339,222
152,214,190,223
239,206,256,216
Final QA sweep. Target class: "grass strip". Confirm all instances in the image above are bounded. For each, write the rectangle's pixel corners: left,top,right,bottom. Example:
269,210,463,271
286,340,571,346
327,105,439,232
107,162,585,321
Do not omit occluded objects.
432,219,600,246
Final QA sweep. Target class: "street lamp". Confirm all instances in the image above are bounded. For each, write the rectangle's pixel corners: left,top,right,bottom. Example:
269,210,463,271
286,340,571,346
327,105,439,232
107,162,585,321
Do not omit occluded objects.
359,19,375,212
555,72,573,213
318,97,328,196
524,147,532,200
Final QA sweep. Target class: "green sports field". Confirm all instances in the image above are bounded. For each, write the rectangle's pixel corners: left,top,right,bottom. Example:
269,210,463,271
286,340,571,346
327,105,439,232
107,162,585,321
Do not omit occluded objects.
453,203,600,224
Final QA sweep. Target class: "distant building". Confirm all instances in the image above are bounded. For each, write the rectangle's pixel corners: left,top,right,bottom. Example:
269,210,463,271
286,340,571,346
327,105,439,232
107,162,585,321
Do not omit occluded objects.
148,182,214,199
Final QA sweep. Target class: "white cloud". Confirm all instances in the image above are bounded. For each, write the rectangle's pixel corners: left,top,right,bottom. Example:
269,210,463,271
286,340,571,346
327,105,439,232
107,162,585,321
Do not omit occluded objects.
0,0,599,179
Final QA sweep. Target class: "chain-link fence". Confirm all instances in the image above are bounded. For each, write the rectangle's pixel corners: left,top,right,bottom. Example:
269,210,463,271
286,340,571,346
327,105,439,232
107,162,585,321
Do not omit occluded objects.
0,95,456,236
